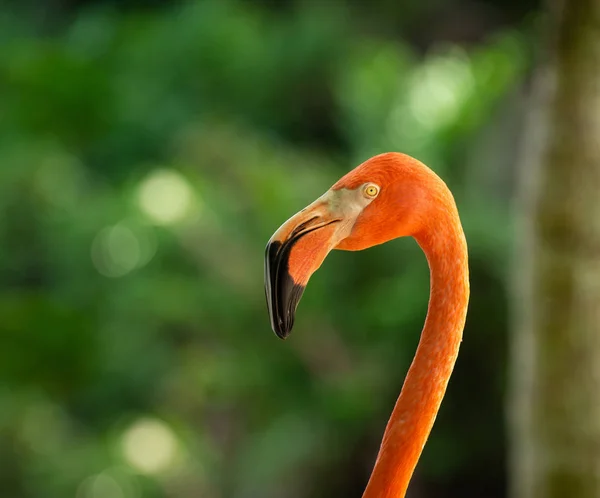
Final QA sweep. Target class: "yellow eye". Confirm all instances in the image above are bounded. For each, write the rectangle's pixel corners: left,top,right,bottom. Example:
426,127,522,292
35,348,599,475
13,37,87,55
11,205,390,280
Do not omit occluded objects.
364,184,380,198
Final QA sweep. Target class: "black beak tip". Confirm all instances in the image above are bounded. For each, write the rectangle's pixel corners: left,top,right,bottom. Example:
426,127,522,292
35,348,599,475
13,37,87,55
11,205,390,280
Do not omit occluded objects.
264,239,306,340
273,322,292,340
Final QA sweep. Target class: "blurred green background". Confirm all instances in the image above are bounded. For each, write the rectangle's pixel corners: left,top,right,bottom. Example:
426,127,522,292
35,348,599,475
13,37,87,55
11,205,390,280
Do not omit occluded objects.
0,0,539,497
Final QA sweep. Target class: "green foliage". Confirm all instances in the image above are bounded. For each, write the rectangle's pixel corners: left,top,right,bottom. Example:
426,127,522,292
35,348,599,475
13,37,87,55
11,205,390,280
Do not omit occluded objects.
0,1,527,497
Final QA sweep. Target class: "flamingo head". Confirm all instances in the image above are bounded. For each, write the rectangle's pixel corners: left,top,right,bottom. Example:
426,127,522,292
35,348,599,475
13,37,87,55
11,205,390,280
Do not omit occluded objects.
264,152,445,338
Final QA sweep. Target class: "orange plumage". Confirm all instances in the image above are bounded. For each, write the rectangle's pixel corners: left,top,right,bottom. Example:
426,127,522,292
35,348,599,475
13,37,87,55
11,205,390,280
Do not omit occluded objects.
265,152,469,497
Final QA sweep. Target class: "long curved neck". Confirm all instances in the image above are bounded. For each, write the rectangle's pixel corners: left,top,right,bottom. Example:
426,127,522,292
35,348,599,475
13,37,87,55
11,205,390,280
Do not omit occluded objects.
362,208,470,498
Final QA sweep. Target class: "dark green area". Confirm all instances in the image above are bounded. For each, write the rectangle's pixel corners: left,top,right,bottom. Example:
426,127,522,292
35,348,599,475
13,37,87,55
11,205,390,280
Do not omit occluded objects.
0,1,531,496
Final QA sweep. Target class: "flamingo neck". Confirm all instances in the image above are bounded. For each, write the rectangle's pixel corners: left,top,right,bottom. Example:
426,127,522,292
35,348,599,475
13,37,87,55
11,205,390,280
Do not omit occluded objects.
362,210,470,498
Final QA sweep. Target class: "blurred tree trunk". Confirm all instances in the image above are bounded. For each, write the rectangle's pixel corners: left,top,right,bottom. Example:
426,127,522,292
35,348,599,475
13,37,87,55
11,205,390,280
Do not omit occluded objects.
509,1,600,498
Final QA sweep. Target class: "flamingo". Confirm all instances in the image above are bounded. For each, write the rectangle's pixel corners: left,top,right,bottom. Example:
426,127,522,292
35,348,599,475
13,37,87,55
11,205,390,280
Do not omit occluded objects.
264,152,470,497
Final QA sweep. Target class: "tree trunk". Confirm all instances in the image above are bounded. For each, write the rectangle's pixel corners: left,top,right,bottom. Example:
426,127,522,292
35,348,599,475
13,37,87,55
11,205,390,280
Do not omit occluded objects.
509,1,600,498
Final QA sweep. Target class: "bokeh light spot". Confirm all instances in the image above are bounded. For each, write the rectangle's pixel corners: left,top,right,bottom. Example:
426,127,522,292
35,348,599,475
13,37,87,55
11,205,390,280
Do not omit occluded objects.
121,418,179,474
91,221,156,278
137,169,195,225
408,49,474,130
92,224,140,278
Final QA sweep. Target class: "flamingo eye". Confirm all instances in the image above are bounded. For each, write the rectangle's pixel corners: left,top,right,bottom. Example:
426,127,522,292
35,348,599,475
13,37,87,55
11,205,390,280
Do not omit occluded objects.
363,184,380,198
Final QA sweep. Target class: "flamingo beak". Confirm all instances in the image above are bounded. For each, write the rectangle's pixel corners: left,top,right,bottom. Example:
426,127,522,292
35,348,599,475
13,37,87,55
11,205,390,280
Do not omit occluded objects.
264,194,342,339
